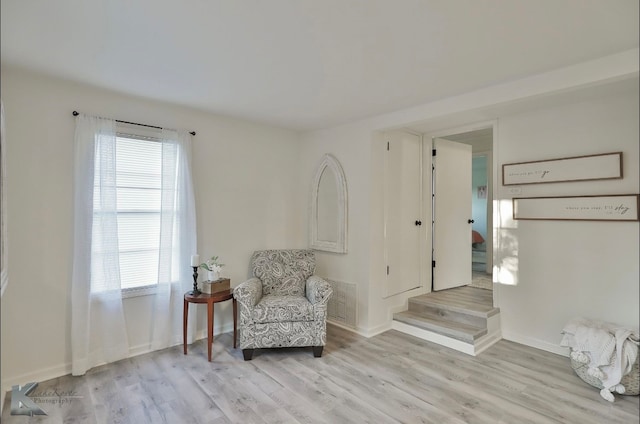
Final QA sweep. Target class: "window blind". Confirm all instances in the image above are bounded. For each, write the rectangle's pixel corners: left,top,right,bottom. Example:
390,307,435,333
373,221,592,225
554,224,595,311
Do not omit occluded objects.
92,136,162,291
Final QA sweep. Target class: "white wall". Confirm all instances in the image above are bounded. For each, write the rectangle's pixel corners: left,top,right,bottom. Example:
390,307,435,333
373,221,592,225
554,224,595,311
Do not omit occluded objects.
2,49,637,394
0,66,304,389
495,92,639,354
298,50,639,345
299,123,373,331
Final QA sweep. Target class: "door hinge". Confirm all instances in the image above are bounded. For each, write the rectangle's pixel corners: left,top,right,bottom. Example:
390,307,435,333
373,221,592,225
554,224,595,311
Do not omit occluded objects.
432,149,436,156
386,265,390,275
432,260,436,268
387,141,390,151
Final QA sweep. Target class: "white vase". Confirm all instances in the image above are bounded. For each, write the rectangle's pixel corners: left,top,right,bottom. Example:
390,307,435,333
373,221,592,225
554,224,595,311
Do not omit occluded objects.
207,270,219,281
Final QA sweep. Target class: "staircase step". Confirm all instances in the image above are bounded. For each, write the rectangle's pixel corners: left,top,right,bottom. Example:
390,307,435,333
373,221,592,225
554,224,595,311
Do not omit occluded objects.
408,290,499,319
407,303,487,328
393,310,487,344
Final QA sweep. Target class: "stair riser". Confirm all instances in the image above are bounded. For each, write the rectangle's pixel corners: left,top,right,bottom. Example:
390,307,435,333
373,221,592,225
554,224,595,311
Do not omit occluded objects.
392,315,502,357
408,301,487,328
393,313,485,343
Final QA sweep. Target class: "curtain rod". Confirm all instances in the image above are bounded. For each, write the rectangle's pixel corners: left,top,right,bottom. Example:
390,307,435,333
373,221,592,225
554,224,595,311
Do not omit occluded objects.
72,111,196,136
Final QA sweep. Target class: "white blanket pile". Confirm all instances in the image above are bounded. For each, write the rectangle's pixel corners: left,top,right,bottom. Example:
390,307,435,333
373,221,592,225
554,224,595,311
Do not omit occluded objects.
561,318,639,402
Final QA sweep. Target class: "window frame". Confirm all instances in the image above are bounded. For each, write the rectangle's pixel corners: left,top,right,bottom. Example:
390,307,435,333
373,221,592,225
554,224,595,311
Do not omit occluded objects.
97,126,164,298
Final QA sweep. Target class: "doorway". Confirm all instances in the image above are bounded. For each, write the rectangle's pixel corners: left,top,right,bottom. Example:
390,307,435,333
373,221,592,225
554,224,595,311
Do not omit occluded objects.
471,153,492,290
434,127,493,291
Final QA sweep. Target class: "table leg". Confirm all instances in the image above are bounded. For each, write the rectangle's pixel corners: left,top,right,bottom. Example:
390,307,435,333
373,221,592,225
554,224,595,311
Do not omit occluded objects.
233,298,237,349
207,300,214,362
183,298,188,355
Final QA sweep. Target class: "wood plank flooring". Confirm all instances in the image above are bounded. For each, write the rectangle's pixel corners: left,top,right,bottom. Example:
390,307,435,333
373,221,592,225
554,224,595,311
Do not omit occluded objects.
470,271,492,291
409,286,497,316
3,324,638,423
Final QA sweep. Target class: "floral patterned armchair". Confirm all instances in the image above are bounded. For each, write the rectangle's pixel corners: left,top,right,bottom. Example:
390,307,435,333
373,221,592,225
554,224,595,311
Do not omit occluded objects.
233,249,333,360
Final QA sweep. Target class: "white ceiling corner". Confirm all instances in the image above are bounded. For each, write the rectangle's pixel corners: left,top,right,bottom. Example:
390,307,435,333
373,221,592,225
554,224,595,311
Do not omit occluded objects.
1,0,638,130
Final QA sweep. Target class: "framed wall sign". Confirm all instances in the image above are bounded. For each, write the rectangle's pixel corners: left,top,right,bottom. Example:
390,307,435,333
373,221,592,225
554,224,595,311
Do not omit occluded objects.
502,152,622,186
513,194,639,221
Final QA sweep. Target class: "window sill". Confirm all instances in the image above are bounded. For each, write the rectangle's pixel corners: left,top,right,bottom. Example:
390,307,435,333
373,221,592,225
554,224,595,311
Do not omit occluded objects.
122,285,157,299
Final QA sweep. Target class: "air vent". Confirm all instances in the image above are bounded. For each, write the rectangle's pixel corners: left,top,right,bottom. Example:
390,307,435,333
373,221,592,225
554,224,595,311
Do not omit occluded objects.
326,278,357,328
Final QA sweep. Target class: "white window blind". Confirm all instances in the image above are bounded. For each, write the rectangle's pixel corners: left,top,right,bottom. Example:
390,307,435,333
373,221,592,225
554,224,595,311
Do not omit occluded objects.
91,134,163,292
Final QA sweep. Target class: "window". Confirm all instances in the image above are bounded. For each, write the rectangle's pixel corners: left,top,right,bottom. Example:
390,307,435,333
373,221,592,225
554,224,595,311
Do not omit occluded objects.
73,114,197,372
91,132,163,293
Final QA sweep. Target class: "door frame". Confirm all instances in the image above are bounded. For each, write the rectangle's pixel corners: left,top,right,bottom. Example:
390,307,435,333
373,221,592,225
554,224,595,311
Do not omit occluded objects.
423,120,498,306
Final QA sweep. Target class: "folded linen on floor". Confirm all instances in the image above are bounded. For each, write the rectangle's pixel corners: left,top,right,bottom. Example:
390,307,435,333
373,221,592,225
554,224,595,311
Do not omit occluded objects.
561,317,639,402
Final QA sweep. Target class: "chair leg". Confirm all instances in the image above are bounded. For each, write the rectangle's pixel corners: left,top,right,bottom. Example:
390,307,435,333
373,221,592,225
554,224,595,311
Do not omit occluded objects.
312,346,323,358
242,349,254,361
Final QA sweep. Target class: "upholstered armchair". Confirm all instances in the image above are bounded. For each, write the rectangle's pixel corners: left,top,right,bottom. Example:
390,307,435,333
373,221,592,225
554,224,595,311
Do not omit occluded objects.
233,249,333,360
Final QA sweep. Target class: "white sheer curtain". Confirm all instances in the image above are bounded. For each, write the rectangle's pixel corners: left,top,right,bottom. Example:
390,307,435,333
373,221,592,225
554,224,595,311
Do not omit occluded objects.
151,128,197,349
71,114,129,376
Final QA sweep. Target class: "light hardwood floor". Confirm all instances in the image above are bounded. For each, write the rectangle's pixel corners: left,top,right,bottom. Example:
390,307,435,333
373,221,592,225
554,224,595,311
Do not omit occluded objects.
3,324,638,423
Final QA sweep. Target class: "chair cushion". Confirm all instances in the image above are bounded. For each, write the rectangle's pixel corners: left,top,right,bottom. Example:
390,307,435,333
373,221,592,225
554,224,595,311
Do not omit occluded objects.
253,295,314,324
252,250,315,296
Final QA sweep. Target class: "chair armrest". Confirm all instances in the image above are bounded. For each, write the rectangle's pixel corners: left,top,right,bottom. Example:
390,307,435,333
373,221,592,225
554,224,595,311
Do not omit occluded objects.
306,276,333,305
233,278,262,308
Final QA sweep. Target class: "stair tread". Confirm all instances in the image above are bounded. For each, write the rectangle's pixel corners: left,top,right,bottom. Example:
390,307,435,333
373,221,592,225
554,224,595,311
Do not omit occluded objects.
393,310,487,342
409,294,499,318
407,305,487,327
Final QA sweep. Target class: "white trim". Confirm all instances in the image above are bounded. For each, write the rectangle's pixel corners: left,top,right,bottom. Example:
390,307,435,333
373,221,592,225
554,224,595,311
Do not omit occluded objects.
121,284,158,298
361,322,393,338
491,120,501,309
326,320,360,334
327,321,392,339
1,323,233,394
475,314,503,355
371,49,639,132
425,120,498,298
391,320,477,355
502,330,570,357
310,154,348,253
426,120,497,141
391,315,502,356
2,362,73,393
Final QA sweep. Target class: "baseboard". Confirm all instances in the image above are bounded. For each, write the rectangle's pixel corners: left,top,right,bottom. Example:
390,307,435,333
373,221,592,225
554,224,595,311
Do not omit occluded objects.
326,320,360,335
362,322,393,338
474,331,502,356
502,330,569,357
1,323,233,399
2,361,73,394
327,320,391,339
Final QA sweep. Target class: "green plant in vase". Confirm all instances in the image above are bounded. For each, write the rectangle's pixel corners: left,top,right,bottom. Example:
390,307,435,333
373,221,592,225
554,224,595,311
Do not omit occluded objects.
199,256,225,281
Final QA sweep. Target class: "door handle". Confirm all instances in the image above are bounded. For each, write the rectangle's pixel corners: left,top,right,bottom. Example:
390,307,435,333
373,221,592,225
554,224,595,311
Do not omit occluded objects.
468,219,475,224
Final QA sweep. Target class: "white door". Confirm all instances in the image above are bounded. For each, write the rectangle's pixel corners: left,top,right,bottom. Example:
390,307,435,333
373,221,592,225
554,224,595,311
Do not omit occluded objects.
384,131,422,297
433,138,472,291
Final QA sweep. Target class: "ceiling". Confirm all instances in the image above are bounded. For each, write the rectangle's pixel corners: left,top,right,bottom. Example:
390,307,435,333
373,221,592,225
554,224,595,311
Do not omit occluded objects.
1,1,638,131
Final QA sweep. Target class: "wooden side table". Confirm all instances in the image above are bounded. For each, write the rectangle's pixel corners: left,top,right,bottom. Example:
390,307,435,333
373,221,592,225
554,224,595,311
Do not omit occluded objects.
183,288,237,362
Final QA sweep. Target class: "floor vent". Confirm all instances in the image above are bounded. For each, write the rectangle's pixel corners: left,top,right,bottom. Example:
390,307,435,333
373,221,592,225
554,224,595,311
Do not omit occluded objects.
326,278,357,328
